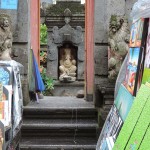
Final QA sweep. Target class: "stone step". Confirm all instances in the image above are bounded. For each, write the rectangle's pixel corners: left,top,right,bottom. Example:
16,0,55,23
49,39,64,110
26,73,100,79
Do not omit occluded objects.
21,119,98,138
20,137,96,150
20,97,98,149
22,119,98,129
23,107,97,119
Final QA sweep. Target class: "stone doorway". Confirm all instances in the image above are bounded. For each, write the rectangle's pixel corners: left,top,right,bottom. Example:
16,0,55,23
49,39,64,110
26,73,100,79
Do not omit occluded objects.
40,0,94,99
43,5,85,96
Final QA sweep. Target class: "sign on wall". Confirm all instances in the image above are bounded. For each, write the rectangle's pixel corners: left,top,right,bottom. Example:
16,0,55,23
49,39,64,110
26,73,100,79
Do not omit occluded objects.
0,0,18,10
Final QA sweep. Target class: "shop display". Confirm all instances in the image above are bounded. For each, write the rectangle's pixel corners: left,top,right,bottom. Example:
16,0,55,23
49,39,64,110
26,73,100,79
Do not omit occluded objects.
97,105,123,150
113,85,150,150
125,95,150,149
0,61,23,149
97,1,150,149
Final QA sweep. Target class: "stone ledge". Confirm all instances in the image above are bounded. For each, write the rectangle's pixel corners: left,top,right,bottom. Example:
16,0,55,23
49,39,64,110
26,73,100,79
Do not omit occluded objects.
54,81,84,86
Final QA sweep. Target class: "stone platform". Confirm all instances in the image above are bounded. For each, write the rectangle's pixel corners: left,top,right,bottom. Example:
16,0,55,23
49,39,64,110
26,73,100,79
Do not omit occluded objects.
51,81,84,96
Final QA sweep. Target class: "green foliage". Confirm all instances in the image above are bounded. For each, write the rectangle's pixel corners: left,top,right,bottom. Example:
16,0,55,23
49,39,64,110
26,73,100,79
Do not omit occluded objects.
40,51,45,57
41,68,54,95
40,24,47,45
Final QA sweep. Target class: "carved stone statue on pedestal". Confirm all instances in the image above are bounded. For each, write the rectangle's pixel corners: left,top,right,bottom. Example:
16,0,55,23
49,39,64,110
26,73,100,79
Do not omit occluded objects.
59,47,77,82
0,14,13,61
108,15,130,81
47,8,84,80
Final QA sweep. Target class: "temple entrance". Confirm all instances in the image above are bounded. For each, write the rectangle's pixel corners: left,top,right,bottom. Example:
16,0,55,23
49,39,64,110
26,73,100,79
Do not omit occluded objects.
40,1,87,97
20,0,97,149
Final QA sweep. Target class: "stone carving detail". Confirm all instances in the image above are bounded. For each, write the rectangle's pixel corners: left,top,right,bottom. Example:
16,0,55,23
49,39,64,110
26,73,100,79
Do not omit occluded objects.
51,8,83,45
47,44,58,61
0,14,13,60
59,47,76,82
52,26,62,44
108,15,130,81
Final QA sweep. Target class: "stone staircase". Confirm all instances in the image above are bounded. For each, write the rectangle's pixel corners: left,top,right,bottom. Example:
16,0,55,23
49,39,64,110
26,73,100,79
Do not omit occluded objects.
19,97,98,150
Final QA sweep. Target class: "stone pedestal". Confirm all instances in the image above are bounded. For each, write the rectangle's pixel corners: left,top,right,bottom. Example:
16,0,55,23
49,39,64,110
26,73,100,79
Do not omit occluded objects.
51,81,84,96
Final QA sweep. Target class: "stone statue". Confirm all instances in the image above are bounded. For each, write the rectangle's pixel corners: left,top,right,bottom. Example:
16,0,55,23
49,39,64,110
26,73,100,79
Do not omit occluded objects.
0,14,13,61
59,47,76,82
108,15,130,81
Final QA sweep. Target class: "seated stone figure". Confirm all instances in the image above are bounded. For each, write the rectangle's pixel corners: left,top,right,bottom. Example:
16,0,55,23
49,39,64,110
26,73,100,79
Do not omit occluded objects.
0,15,12,60
59,48,76,82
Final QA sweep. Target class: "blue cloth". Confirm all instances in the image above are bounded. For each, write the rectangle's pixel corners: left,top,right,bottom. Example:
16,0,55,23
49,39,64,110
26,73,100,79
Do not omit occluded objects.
32,50,45,92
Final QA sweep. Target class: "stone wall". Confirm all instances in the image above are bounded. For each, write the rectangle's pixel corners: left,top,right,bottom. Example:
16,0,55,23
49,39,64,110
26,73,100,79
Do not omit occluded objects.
94,0,136,121
0,0,30,105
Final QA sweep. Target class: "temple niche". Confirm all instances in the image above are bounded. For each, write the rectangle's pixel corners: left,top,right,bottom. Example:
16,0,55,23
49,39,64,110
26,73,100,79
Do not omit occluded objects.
59,44,77,82
45,5,85,96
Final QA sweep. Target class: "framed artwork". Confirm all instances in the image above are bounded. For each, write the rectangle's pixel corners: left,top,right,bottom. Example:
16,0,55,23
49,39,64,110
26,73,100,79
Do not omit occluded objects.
0,66,13,127
129,18,145,47
0,0,18,10
114,84,134,122
123,47,143,96
0,67,13,86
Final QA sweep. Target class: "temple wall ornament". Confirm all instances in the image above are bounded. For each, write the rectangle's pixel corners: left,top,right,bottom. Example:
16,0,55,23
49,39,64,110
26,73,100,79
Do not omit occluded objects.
0,14,13,61
108,15,130,81
51,8,83,45
47,8,84,81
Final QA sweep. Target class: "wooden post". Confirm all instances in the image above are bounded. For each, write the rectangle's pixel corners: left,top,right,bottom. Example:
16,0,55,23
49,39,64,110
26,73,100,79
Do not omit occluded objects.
85,0,95,101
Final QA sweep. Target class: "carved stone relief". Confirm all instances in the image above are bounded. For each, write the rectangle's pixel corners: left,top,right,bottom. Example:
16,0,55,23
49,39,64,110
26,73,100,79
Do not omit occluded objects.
0,14,13,61
108,15,130,81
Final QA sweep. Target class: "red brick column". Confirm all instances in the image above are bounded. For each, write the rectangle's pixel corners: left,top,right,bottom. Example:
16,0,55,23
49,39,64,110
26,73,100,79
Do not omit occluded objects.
85,0,95,101
30,0,40,65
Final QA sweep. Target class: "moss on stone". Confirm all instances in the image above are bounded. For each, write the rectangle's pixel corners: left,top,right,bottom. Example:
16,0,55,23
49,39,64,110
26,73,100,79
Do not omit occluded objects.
45,2,85,16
